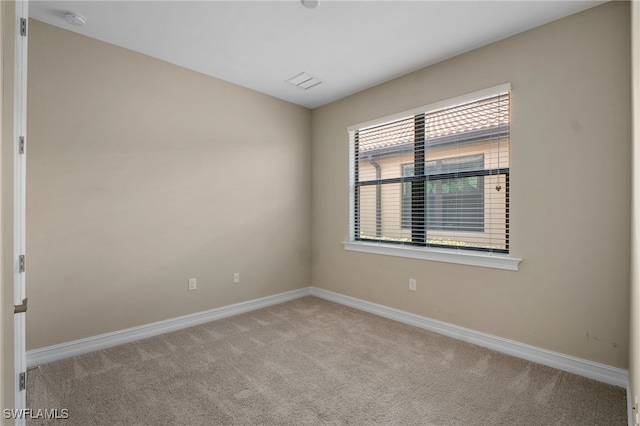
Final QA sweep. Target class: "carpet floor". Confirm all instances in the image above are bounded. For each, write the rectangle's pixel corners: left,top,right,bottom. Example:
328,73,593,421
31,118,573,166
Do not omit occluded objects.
27,296,626,425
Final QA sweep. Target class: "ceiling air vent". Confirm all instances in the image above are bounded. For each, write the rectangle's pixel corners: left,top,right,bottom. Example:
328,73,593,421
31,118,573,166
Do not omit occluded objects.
286,72,322,90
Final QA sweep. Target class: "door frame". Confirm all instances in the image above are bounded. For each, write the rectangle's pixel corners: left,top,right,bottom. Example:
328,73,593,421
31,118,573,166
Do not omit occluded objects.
13,0,28,422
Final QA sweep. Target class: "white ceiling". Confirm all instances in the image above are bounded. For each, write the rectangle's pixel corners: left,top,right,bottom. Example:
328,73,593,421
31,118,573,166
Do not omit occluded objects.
30,0,607,109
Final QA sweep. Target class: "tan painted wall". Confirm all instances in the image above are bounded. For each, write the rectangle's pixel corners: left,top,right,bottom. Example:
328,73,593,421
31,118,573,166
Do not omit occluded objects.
1,0,15,418
26,21,311,349
311,1,631,368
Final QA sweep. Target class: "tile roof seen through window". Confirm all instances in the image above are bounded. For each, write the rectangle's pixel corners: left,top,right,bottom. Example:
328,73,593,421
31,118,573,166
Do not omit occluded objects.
358,95,509,153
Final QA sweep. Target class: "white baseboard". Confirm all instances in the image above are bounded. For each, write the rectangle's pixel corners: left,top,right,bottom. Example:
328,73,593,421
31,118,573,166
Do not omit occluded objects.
28,285,629,390
310,287,629,388
26,287,312,367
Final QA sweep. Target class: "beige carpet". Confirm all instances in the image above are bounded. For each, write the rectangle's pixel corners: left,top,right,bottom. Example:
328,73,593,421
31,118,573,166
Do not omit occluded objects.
27,296,626,425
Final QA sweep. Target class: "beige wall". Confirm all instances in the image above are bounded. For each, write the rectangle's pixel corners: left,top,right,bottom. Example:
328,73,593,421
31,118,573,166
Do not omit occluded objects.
1,0,15,419
312,1,631,368
26,21,311,349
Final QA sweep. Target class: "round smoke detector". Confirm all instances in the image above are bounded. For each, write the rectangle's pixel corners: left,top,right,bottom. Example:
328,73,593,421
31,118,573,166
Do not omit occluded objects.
301,0,319,9
64,12,87,26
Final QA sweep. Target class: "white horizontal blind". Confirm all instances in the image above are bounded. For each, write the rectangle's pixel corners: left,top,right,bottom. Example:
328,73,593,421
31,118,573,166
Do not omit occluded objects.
350,89,510,253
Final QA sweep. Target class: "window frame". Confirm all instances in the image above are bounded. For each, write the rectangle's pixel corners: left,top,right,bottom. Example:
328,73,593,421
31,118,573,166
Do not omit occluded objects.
345,84,521,271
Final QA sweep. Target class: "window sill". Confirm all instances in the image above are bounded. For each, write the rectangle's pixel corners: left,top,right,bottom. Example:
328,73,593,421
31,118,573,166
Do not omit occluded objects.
342,241,521,271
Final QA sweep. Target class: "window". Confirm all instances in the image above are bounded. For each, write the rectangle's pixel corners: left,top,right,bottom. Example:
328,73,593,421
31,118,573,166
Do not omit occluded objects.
349,86,510,255
426,154,485,232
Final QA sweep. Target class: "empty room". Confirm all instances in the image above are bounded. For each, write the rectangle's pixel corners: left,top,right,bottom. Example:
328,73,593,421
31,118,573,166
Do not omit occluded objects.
1,0,638,425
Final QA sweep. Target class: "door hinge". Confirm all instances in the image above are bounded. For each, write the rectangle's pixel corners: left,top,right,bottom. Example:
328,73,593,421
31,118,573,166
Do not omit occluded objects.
19,136,25,154
19,372,26,391
19,254,25,273
20,18,27,37
14,298,27,314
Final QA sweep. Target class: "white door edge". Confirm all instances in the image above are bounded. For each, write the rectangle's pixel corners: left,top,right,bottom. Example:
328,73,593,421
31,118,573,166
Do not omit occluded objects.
13,1,28,424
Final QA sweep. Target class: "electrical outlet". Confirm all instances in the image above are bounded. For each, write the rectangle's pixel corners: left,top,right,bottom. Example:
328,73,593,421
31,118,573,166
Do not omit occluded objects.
234,272,240,283
188,278,197,291
409,278,416,291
